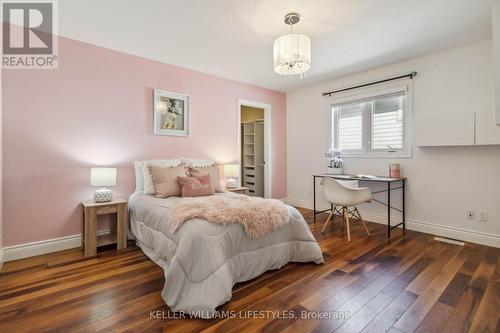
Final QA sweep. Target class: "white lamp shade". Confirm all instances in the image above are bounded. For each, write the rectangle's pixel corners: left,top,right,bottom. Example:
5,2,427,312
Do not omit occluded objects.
90,167,117,187
224,164,240,178
273,33,311,75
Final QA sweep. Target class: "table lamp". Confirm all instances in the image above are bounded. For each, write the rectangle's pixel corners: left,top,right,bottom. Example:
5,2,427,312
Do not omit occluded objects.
224,164,240,189
90,167,117,202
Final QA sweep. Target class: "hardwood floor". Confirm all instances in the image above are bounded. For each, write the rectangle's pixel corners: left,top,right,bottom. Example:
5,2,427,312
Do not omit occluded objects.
1,208,499,332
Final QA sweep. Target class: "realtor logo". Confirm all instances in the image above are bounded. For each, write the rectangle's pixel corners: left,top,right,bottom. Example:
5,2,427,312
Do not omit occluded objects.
1,0,58,69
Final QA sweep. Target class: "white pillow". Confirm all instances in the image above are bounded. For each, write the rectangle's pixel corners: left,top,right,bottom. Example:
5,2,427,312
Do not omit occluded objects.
134,161,146,192
180,158,216,167
134,159,181,193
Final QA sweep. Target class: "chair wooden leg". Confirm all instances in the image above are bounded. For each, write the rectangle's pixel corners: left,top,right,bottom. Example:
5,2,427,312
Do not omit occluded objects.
320,210,335,233
343,207,351,242
355,207,371,236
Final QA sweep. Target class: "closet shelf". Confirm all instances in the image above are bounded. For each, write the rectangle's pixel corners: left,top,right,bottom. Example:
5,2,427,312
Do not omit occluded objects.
241,118,264,198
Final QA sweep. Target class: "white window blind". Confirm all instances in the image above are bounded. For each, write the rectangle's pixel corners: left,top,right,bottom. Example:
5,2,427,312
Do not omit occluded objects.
371,92,405,150
337,104,363,150
332,88,409,156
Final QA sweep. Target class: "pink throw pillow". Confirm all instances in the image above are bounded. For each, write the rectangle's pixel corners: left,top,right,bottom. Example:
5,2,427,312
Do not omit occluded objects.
149,165,187,198
188,165,224,193
177,174,215,197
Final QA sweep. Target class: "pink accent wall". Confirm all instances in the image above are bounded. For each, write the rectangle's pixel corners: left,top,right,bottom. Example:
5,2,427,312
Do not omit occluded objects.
2,37,287,247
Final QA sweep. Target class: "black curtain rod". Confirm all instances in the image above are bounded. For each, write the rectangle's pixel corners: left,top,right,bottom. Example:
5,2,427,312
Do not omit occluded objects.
322,71,418,97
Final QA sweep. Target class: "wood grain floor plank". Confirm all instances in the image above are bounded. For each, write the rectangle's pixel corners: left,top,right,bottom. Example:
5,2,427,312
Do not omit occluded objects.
0,268,163,322
468,250,500,333
284,233,432,333
405,245,459,295
333,292,394,333
414,301,454,333
0,268,163,332
311,260,403,332
441,247,499,333
360,291,418,333
393,247,470,332
0,259,153,308
306,240,438,333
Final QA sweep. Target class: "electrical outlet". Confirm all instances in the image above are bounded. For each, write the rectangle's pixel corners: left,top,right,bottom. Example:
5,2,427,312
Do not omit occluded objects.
466,210,475,220
478,210,488,222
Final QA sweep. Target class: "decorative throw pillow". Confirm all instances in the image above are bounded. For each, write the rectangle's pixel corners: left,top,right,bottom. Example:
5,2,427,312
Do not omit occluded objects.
135,159,182,194
177,174,215,197
149,165,186,198
188,165,224,192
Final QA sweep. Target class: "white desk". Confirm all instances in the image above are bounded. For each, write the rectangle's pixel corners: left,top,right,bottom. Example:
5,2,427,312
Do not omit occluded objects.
312,174,406,238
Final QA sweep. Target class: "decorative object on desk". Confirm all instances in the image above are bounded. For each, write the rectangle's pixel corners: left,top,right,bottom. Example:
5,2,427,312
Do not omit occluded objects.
389,163,401,178
223,164,240,189
325,148,343,174
90,167,117,202
153,89,189,136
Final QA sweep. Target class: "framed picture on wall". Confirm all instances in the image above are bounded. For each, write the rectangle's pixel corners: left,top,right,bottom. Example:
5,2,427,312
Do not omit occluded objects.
153,89,189,136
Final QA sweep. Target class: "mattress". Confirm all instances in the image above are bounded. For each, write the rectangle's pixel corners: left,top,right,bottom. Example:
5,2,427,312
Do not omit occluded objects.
128,192,323,317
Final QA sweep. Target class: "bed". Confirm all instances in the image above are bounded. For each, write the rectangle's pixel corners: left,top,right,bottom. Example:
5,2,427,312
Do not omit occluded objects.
128,160,323,317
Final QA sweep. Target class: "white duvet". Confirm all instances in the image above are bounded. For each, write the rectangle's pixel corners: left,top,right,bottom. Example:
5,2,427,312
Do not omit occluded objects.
128,192,324,317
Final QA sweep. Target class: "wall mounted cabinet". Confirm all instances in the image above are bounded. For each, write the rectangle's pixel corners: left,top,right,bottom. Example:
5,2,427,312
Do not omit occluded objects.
414,112,475,146
414,110,500,146
475,110,500,144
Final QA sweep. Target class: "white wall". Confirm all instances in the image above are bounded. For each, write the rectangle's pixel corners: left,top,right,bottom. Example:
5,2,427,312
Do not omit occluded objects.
286,40,500,247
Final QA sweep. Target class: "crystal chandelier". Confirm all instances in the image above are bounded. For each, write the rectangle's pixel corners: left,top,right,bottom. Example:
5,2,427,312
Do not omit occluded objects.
273,13,311,77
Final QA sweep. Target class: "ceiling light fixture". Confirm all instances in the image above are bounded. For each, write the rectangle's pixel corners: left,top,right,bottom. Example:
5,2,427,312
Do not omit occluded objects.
273,12,311,78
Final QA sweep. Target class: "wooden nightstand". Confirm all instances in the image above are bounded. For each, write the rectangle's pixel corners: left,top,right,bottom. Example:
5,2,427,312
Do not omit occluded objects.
82,199,128,258
225,187,249,195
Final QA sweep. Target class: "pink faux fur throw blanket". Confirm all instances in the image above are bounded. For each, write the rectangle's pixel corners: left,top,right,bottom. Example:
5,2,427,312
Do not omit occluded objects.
168,193,290,238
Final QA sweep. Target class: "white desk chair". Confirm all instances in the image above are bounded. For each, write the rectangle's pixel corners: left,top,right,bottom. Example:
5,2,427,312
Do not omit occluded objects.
321,178,372,242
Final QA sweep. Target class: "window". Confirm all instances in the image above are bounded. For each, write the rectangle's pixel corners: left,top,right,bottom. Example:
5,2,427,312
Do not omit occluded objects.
332,88,411,157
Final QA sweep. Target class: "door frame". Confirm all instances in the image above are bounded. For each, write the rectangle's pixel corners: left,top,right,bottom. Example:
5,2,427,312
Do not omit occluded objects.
237,99,272,198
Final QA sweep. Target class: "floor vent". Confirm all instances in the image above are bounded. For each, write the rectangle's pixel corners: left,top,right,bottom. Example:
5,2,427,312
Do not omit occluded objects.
434,236,465,246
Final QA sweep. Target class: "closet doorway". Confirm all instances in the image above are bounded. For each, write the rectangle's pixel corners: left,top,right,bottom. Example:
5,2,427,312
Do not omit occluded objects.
237,99,272,198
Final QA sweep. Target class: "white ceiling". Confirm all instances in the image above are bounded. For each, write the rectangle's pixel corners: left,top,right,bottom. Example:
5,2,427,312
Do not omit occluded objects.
59,0,495,92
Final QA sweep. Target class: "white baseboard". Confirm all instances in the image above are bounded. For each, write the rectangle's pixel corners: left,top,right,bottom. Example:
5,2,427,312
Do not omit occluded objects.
3,229,111,262
282,197,500,248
